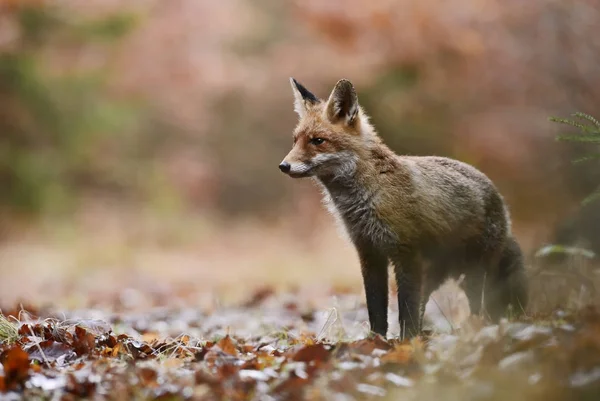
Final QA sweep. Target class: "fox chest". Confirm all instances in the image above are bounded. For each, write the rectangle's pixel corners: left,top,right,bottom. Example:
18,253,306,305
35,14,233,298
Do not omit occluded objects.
319,181,398,247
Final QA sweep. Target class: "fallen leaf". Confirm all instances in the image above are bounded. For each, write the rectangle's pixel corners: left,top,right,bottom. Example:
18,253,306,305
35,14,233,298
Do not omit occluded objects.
348,336,391,355
216,335,239,356
111,343,123,357
97,334,118,348
73,326,96,356
0,345,30,391
137,367,158,388
291,343,330,363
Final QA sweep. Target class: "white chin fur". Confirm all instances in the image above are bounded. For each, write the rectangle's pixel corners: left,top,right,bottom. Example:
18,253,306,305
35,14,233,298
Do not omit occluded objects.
310,152,357,178
289,163,311,175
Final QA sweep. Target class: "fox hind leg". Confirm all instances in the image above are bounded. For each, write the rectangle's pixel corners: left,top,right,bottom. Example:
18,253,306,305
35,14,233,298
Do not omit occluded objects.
488,236,528,319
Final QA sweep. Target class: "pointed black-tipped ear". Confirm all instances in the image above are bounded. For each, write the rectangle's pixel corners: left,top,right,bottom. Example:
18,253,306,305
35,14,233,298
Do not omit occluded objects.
290,77,319,117
325,79,359,125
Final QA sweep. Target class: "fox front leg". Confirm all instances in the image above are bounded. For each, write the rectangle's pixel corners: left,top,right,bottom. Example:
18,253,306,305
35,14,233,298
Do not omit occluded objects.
356,241,389,337
392,252,423,339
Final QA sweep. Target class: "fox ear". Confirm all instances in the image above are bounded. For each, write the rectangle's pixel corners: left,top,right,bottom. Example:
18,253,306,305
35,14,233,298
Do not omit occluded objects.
325,79,358,125
290,77,319,117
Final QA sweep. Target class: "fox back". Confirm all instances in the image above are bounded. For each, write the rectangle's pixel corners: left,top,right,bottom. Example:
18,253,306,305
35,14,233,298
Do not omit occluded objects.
279,78,528,338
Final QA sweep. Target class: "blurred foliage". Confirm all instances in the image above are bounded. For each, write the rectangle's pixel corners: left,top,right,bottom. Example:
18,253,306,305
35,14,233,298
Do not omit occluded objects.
357,64,454,156
0,3,145,215
2,0,600,242
553,113,600,205
207,90,298,217
541,113,600,262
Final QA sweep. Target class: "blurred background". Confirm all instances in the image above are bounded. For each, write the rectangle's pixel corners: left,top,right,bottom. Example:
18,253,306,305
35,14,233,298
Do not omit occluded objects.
1,0,600,312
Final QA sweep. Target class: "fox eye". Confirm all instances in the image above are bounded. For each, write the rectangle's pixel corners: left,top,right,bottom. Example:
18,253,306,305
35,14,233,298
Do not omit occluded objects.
310,137,325,145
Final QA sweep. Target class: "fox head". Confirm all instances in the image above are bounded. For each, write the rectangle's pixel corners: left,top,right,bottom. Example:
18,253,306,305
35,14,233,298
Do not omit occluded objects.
279,78,375,179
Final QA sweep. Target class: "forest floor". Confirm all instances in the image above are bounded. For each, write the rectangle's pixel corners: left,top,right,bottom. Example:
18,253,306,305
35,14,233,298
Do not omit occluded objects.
1,286,600,401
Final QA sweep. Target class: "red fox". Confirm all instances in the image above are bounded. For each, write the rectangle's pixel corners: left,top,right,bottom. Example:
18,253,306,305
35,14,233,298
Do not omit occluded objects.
279,78,528,338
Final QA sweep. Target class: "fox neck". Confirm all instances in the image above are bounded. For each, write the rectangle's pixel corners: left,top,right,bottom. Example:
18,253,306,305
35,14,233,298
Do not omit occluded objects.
315,143,399,246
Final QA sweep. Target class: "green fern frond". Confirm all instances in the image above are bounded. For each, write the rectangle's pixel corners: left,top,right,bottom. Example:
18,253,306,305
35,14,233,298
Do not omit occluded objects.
551,111,600,207
572,153,600,164
582,187,600,206
573,112,600,129
556,134,600,143
551,114,600,134
549,116,588,130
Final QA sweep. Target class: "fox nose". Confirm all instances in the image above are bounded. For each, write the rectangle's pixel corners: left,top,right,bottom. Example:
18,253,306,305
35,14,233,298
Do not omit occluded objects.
279,161,291,173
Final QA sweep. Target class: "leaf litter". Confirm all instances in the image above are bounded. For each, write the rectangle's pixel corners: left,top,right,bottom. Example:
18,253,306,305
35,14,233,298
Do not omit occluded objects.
0,289,600,400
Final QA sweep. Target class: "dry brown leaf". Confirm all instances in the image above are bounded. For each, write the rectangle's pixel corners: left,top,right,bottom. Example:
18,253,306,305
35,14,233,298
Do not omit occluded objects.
111,343,123,357
73,326,95,356
216,335,239,356
0,345,30,391
348,336,391,355
291,343,330,363
138,367,158,388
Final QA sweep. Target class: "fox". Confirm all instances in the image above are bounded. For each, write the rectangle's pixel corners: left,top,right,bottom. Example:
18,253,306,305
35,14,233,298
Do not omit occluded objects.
279,78,528,338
